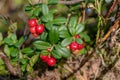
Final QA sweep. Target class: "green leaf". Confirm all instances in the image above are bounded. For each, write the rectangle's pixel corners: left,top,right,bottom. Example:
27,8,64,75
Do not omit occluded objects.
59,30,70,38
61,37,73,46
59,25,67,31
4,45,10,58
79,48,86,55
33,41,51,50
48,27,59,44
42,4,49,15
45,21,53,30
68,17,78,28
40,50,49,55
41,13,53,22
80,33,90,42
33,8,40,17
27,64,33,73
21,58,28,64
0,65,5,70
25,6,32,12
14,36,24,48
53,17,67,24
4,38,14,45
48,0,58,4
29,54,39,67
75,38,83,44
0,59,4,65
52,50,62,59
21,64,27,72
10,47,18,57
69,27,76,36
21,47,34,54
40,32,48,41
76,24,85,34
55,45,70,58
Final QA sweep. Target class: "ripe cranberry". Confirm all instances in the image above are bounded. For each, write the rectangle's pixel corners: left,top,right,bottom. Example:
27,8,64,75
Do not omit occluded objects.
69,41,79,51
35,24,45,34
78,44,84,50
74,34,80,38
40,55,49,62
32,33,39,37
28,18,37,27
30,26,36,33
47,57,56,66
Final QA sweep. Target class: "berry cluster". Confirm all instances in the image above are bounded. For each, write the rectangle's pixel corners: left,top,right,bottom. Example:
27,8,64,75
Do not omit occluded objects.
28,18,45,37
40,55,56,66
69,34,84,54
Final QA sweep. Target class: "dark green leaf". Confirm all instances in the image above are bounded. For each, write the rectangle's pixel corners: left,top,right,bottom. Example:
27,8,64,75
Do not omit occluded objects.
49,27,59,44
45,21,53,30
21,58,28,64
29,54,39,67
48,0,58,4
59,30,70,38
75,38,83,44
10,47,18,57
52,50,62,59
14,36,24,48
21,47,34,54
69,27,76,36
33,41,51,50
40,50,49,55
76,24,85,34
4,38,14,45
80,33,90,42
21,64,27,72
42,4,49,15
33,8,40,17
40,32,48,41
55,45,70,58
68,17,78,28
61,37,73,46
25,6,32,12
53,17,67,24
41,13,53,22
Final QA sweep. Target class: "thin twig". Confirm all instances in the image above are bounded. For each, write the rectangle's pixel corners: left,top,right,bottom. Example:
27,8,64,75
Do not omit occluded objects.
0,51,18,76
105,0,118,20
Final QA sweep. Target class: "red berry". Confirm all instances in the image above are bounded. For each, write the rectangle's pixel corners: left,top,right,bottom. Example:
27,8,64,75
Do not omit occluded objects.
35,24,45,34
47,57,56,66
69,41,79,51
74,34,80,38
30,26,36,33
78,44,84,50
32,33,39,37
40,55,49,62
28,18,37,27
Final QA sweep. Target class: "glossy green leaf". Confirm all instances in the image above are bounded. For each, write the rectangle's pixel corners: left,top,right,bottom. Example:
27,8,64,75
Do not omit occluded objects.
21,64,27,72
25,6,32,12
10,47,18,57
55,45,70,58
4,45,10,58
45,21,53,30
59,30,70,38
40,32,48,41
14,36,24,48
21,58,28,64
68,17,78,28
59,25,67,31
69,27,76,36
40,50,49,55
4,38,14,45
41,13,53,22
33,41,51,50
21,47,34,54
42,4,49,15
76,24,85,34
53,17,67,24
75,38,83,44
33,8,40,17
52,50,62,59
48,27,59,44
48,0,58,4
29,54,39,67
80,33,90,42
61,37,73,46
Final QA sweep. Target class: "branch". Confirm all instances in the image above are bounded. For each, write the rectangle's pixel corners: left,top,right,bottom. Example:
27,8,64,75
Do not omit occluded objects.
59,0,84,5
105,0,118,20
0,51,18,76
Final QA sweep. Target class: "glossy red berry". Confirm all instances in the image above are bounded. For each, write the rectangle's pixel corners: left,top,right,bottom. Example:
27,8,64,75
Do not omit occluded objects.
35,24,45,34
69,41,79,51
74,34,80,38
28,18,37,27
47,57,56,66
40,55,49,62
30,26,36,33
78,44,84,50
